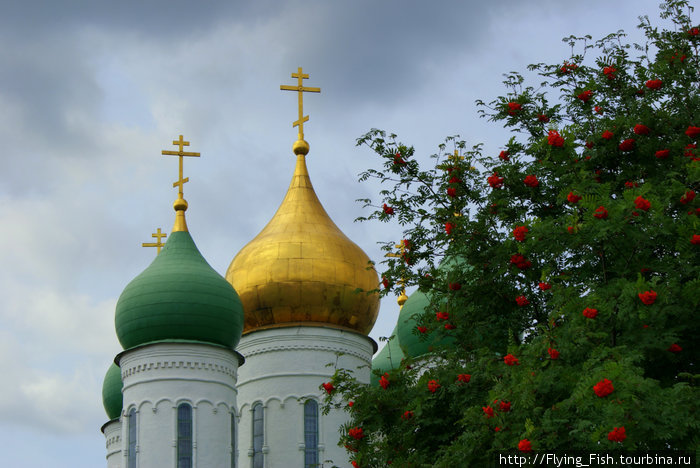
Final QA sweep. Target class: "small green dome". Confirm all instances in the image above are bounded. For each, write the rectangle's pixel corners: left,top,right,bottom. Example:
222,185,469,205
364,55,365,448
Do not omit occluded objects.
115,230,244,350
396,255,471,358
396,290,455,359
102,363,123,420
371,325,404,385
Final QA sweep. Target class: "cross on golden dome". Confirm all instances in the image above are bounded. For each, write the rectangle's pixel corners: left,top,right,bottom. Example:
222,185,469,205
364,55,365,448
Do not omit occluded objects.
161,135,201,200
142,228,167,254
392,240,410,256
280,67,321,141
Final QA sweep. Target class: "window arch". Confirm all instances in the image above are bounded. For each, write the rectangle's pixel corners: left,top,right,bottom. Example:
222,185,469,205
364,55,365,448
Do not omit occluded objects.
177,403,193,468
231,412,236,468
252,403,264,468
127,408,137,468
304,399,319,468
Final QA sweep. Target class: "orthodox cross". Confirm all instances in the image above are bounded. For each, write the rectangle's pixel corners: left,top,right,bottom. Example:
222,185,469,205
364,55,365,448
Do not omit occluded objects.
391,240,410,258
385,240,411,261
280,67,321,140
448,149,464,164
161,135,200,199
142,228,167,254
440,149,464,173
385,241,410,272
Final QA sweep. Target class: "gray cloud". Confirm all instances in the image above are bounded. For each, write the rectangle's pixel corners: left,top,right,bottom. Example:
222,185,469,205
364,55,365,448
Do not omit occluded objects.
0,0,684,465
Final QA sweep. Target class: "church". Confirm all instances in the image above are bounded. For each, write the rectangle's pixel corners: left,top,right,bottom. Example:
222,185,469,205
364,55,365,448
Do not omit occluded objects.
99,69,384,468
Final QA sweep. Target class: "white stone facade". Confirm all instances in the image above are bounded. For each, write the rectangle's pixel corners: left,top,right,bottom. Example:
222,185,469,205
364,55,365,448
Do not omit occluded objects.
103,419,122,468
117,342,242,467
236,326,374,468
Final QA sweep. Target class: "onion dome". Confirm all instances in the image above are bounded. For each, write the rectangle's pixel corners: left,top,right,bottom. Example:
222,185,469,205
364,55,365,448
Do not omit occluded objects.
396,289,455,359
226,141,379,335
370,325,404,385
395,256,469,358
115,199,244,350
102,363,123,420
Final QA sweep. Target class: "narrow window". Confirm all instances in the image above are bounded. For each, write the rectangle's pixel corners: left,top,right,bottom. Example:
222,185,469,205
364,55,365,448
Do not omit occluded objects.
304,400,319,468
127,408,137,468
231,412,236,468
252,403,264,468
177,403,193,468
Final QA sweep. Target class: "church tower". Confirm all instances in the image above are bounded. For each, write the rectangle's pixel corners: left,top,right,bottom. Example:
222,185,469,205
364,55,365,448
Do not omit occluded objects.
226,68,380,467
101,136,245,468
101,362,124,468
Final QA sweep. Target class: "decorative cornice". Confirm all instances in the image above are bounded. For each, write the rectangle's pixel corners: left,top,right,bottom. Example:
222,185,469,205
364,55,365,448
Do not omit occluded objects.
116,340,245,367
105,434,121,449
121,359,237,379
240,343,371,364
237,326,378,354
100,418,121,434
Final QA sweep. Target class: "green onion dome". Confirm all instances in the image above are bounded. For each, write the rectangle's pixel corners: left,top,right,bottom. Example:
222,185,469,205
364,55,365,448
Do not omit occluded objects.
371,325,405,385
392,253,472,358
102,363,123,420
395,255,470,358
396,290,454,359
115,230,244,350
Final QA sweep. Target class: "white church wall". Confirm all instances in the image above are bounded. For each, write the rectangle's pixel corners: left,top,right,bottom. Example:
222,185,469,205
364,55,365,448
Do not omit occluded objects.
118,342,240,468
103,419,122,468
195,400,235,467
236,326,373,468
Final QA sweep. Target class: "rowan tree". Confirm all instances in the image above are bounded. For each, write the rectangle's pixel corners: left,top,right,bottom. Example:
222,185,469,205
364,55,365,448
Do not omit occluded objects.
324,2,699,466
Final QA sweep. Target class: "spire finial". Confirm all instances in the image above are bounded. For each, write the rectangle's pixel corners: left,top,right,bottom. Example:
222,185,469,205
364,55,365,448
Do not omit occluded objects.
161,134,200,232
386,241,410,308
280,67,321,152
142,228,167,254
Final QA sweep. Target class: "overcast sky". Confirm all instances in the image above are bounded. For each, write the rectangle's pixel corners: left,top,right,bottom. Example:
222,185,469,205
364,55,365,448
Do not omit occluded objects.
0,1,680,466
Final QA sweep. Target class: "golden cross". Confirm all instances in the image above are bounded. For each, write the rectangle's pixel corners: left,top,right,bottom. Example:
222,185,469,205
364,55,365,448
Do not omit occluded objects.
142,228,167,254
395,241,409,257
385,241,410,264
161,135,200,199
280,67,321,140
448,150,464,164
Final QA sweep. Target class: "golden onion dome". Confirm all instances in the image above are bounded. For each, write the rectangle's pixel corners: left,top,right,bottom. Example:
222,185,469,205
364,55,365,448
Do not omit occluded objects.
226,140,379,335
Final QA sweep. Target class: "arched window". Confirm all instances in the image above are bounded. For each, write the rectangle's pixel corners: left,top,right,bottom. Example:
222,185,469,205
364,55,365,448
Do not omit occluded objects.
230,412,236,468
304,399,319,468
127,408,137,468
252,403,264,468
177,403,193,468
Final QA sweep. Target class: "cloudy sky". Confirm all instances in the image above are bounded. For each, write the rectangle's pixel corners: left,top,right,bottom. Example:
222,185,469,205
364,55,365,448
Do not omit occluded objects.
0,0,680,466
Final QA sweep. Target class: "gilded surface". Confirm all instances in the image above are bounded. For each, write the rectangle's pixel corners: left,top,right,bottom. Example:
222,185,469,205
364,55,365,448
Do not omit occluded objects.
279,66,320,141
161,134,200,232
142,227,167,254
226,154,380,335
386,242,408,307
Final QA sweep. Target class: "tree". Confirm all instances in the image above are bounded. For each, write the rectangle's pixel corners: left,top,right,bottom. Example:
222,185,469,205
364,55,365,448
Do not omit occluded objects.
323,2,699,466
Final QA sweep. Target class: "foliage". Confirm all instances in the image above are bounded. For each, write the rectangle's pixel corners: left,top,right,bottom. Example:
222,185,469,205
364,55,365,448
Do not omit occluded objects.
324,2,699,466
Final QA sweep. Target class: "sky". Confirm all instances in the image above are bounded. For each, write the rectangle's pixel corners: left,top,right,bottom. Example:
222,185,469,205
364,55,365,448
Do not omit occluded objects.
0,0,682,466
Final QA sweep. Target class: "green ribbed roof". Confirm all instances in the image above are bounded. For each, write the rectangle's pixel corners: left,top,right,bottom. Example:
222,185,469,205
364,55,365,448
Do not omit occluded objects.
371,325,404,385
102,363,123,420
115,230,244,350
396,290,454,358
